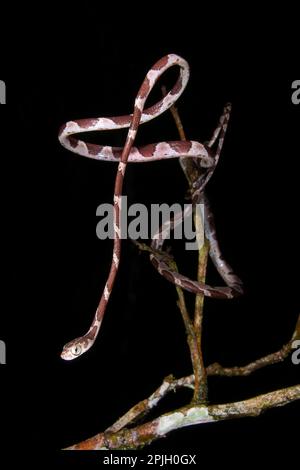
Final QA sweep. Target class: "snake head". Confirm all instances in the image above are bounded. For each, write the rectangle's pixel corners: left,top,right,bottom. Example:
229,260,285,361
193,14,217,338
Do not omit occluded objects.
60,336,93,361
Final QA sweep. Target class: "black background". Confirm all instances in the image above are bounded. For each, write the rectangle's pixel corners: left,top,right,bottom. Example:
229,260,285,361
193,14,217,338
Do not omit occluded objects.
1,6,299,468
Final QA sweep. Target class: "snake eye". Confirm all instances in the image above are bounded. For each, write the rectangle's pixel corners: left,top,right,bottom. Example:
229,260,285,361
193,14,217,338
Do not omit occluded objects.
71,345,82,356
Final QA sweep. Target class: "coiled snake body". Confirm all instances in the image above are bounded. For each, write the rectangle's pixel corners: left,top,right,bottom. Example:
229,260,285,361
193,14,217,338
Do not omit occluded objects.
59,54,243,360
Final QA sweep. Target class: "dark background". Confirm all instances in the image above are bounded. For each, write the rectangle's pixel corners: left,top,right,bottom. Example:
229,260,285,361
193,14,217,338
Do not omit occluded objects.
1,7,299,467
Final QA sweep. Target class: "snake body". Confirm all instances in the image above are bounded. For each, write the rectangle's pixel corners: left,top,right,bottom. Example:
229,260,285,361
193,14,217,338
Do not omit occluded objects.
59,54,243,360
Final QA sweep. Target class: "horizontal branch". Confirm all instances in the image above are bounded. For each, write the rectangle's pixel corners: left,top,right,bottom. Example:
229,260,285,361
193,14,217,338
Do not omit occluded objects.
207,314,300,376
158,313,300,383
65,385,300,450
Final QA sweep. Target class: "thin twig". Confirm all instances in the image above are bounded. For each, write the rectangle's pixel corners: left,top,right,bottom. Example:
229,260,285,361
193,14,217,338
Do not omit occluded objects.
173,259,204,404
163,85,208,403
164,86,186,142
161,85,198,187
133,235,205,402
207,314,300,376
193,213,209,402
132,238,204,403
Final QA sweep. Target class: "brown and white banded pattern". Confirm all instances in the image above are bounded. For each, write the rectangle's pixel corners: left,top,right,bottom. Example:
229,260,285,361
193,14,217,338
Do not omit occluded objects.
59,55,212,167
59,54,243,360
150,103,243,299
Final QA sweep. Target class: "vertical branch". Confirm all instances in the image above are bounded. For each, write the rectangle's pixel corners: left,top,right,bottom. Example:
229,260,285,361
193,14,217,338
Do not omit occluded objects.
134,233,204,402
167,93,186,141
161,85,198,185
193,211,209,402
171,259,205,404
163,86,209,403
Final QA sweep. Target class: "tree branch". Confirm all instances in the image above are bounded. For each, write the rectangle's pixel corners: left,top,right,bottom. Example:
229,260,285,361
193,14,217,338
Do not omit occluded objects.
207,314,300,376
163,85,208,403
105,375,194,434
192,216,209,403
65,385,300,450
64,315,299,450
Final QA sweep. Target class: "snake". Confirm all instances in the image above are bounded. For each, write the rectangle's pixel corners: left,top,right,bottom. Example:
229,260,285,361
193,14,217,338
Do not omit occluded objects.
58,54,243,360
